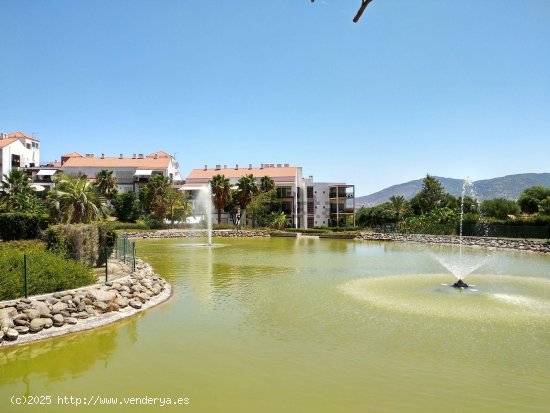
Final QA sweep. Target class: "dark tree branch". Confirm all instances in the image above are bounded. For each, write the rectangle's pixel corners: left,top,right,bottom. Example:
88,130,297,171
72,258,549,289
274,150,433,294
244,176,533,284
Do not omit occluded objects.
353,0,374,23
310,0,375,23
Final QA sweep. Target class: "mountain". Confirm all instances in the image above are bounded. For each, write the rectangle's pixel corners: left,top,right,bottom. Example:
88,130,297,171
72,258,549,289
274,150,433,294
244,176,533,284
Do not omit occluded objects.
356,173,550,207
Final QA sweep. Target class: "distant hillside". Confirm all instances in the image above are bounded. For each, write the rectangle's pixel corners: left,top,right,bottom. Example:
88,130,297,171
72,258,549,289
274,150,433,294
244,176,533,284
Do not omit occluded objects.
356,173,550,207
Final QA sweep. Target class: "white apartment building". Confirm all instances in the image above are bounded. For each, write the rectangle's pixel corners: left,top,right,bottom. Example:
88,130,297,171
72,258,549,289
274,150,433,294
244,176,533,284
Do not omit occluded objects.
59,151,182,193
0,132,40,178
183,163,355,228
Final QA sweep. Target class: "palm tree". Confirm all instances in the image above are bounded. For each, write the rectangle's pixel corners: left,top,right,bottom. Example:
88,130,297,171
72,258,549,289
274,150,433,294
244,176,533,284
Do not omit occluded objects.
260,176,275,193
96,170,118,201
235,174,259,225
389,195,408,223
145,174,171,219
1,169,31,196
47,173,107,223
210,174,232,224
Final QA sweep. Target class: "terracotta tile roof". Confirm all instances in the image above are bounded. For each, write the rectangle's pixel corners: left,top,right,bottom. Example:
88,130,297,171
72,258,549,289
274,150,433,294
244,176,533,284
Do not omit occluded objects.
186,166,298,181
7,131,39,141
61,152,83,158
61,156,171,169
0,137,20,149
147,151,172,159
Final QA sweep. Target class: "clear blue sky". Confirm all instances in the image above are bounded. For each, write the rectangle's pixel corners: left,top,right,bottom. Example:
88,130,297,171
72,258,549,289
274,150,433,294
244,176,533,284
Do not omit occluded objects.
1,0,549,196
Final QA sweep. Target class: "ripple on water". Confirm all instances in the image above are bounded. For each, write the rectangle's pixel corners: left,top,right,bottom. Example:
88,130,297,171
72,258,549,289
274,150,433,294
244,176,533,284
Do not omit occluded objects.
339,274,550,323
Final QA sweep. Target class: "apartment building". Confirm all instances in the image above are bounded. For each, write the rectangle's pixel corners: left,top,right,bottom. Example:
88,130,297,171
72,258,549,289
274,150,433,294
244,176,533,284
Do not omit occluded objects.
0,132,40,178
183,163,355,228
59,151,182,193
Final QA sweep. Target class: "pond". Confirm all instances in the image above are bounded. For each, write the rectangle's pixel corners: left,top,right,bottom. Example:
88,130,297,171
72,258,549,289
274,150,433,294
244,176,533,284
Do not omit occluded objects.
2,237,550,413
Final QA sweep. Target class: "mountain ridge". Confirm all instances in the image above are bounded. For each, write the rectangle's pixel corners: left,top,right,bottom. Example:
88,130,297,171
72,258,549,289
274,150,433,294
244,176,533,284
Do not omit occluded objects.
356,173,550,207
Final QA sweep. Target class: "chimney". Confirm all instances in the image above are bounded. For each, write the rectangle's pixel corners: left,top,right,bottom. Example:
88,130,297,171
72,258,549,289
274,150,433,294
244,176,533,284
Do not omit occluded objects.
101,153,104,159
132,154,136,159
215,164,221,170
277,163,282,168
85,153,94,158
235,164,239,170
270,164,274,168
119,153,123,159
0,133,7,140
309,175,313,180
223,164,227,169
204,164,208,170
248,163,252,169
138,154,144,159
260,164,264,169
154,154,158,159
284,163,289,167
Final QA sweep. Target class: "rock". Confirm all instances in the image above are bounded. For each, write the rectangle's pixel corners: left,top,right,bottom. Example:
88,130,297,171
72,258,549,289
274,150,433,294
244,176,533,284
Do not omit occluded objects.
47,297,59,305
15,326,29,334
121,291,132,298
21,298,32,304
61,295,73,303
89,289,116,302
0,331,4,342
129,300,142,309
13,313,28,321
52,302,68,313
76,312,89,319
115,297,129,308
16,302,30,311
1,307,18,319
5,328,19,341
26,309,40,320
29,318,44,333
66,317,78,325
42,318,53,329
94,301,109,312
77,301,86,312
14,318,29,327
52,314,65,327
33,301,51,317
135,293,150,302
60,310,71,318
53,292,62,299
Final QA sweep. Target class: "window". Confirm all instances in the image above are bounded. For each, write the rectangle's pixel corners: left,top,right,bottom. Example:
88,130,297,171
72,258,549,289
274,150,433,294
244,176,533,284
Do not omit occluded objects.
26,144,31,149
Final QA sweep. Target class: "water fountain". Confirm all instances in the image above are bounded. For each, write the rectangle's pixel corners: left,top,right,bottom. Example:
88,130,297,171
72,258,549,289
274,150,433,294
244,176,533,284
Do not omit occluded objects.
430,178,491,289
196,185,213,246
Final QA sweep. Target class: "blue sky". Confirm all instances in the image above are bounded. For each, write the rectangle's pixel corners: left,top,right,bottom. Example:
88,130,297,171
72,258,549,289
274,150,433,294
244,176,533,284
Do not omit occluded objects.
1,0,549,196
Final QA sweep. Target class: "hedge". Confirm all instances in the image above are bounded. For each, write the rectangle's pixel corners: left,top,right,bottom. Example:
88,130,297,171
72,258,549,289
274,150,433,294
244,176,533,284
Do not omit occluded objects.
0,213,49,241
45,223,116,267
0,241,95,301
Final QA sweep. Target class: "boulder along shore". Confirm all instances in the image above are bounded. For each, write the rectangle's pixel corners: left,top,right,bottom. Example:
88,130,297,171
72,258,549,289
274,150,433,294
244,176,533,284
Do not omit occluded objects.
0,258,171,347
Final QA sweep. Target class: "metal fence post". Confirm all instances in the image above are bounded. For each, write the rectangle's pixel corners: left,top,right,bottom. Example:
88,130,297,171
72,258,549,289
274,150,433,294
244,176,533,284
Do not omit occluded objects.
23,254,28,298
123,235,127,264
132,242,136,272
105,245,109,282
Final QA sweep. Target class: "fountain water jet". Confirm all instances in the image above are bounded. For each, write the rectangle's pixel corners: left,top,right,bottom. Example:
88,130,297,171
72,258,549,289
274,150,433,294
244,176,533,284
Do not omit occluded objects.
197,185,213,246
431,178,491,288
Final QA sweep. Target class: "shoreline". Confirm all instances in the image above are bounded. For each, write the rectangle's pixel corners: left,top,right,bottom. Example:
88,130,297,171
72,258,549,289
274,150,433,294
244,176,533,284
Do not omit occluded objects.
122,228,549,254
0,258,172,348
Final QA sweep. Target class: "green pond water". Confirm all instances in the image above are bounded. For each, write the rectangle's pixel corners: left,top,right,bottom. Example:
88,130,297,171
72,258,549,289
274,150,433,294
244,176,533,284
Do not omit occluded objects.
2,237,550,413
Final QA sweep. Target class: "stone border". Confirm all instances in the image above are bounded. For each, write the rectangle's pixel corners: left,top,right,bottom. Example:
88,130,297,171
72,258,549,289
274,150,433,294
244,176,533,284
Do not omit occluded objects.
122,229,270,239
0,258,172,347
357,232,550,254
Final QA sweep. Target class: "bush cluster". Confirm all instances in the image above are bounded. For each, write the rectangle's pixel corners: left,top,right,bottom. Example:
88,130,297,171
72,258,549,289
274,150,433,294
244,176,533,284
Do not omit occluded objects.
0,241,95,301
0,213,49,241
44,223,116,267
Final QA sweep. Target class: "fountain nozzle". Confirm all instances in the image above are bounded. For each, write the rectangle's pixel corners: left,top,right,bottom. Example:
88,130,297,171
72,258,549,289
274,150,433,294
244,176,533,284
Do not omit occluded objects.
452,279,469,289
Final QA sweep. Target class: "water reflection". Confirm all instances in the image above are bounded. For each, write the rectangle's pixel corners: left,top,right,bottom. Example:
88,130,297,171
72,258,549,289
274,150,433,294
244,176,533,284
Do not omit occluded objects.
0,317,139,387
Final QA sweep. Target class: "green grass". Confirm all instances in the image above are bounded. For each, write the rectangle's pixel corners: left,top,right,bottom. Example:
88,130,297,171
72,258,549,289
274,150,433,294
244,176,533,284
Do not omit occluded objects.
0,241,95,301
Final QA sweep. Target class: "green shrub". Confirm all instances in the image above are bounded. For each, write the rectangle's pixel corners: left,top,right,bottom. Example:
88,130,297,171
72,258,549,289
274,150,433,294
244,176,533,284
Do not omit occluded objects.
113,191,141,222
45,224,98,266
213,223,235,230
109,221,150,231
0,213,49,241
0,242,95,301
